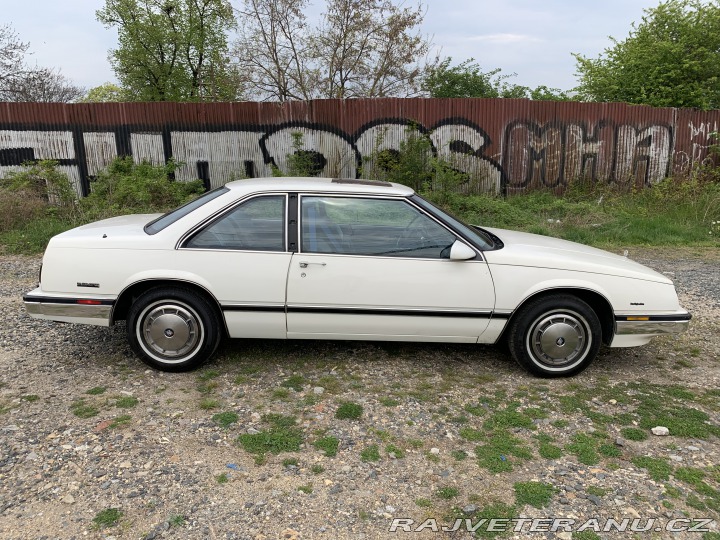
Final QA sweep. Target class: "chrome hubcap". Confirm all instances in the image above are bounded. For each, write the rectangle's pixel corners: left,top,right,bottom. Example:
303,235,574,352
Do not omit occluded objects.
529,312,588,366
142,304,200,359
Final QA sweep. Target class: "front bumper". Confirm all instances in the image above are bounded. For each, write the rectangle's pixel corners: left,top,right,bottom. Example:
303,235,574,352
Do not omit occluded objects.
23,288,114,327
615,313,692,336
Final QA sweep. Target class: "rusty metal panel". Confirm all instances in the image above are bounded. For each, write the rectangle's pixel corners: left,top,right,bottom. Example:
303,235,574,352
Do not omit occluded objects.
2,99,720,196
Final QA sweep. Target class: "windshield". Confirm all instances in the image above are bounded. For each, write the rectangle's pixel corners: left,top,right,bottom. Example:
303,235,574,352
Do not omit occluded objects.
144,186,229,235
410,194,500,251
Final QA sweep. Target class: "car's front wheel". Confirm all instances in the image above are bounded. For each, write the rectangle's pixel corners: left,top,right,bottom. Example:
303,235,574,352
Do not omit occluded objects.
507,295,601,377
127,287,221,372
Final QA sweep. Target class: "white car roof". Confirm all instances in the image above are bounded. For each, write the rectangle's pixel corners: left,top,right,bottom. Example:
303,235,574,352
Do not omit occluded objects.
225,177,415,197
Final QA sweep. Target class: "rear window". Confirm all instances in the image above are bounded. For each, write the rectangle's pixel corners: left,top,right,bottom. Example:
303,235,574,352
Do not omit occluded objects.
144,186,230,235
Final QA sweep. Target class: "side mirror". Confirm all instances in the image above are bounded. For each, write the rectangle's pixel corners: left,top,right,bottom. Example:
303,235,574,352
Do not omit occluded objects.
449,240,477,260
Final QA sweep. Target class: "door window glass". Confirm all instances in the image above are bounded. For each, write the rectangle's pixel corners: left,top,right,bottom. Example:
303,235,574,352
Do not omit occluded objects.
301,196,455,258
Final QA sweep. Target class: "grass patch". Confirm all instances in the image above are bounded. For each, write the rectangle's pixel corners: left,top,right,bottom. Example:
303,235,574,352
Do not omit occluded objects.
474,430,533,473
212,411,239,428
199,398,221,410
20,394,39,402
451,449,468,461
565,433,600,465
379,397,400,407
386,444,405,459
311,464,325,474
70,399,99,419
86,386,106,395
298,484,313,494
632,456,672,481
109,414,132,428
539,442,563,460
280,374,305,391
620,427,648,441
360,444,380,462
314,436,339,457
435,487,459,500
168,514,185,527
236,414,303,455
415,498,432,507
282,458,299,467
335,401,363,420
115,396,138,408
216,473,229,484
92,508,122,529
514,481,554,508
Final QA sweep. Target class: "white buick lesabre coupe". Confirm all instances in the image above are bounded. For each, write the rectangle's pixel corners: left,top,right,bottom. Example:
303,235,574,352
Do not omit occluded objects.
24,177,690,377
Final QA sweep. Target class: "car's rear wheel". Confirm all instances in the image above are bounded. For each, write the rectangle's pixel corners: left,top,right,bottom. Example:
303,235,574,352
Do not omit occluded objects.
127,287,221,372
507,295,601,377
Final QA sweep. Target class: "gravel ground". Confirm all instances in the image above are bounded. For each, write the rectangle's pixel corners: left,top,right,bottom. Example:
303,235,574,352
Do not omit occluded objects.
0,248,719,540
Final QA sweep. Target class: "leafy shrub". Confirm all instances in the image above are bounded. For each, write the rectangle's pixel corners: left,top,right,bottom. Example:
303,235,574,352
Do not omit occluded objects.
81,157,204,220
0,160,79,233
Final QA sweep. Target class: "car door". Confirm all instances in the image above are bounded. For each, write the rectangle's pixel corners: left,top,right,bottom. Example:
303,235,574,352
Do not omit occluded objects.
178,193,292,339
286,195,496,342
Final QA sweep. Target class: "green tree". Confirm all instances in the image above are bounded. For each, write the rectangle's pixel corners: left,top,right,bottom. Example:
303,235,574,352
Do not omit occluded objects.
80,83,128,102
574,0,720,109
422,57,570,101
96,0,237,101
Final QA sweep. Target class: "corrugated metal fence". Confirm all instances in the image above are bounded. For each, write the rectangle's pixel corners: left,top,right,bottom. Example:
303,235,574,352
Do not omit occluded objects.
1,99,719,196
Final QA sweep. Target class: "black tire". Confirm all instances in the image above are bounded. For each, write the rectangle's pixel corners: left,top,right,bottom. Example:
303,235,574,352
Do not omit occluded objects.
507,294,601,377
127,287,221,372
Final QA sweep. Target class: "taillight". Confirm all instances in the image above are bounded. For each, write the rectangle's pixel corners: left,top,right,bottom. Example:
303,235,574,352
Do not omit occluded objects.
77,300,102,305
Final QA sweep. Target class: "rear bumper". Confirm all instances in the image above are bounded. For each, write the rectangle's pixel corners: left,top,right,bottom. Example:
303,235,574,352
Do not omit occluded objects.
23,288,114,327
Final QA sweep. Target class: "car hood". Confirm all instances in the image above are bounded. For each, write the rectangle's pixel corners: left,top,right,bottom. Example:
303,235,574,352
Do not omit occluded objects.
47,214,163,248
481,227,672,284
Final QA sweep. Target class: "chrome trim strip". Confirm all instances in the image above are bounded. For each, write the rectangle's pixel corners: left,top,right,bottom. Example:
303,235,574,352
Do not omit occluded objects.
615,319,691,335
24,301,112,321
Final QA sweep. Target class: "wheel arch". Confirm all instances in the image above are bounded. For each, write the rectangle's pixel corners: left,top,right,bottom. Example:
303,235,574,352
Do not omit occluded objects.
499,287,614,346
111,279,227,336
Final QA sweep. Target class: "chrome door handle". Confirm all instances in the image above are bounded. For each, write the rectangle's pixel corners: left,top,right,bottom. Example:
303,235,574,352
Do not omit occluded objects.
299,261,327,268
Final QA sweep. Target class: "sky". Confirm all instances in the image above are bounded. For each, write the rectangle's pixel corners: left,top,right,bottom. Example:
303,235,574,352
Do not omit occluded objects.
4,0,662,94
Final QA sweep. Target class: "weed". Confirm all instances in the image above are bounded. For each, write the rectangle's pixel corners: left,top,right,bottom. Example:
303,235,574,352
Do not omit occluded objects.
335,401,363,420
314,436,339,457
282,458,299,467
386,444,405,459
237,414,303,455
565,434,600,466
168,514,185,527
436,487,460,500
92,508,122,529
281,375,305,391
110,414,132,429
311,464,325,474
361,444,381,462
298,484,313,494
621,427,648,441
216,473,229,484
514,481,555,508
199,398,221,410
20,394,39,402
573,532,601,540
632,456,672,481
115,396,138,408
539,442,563,460
598,444,622,458
586,486,609,497
86,386,106,395
212,411,239,428
415,498,432,507
475,430,533,473
451,450,468,461
271,388,290,400
379,397,400,407
198,370,220,381
70,399,99,419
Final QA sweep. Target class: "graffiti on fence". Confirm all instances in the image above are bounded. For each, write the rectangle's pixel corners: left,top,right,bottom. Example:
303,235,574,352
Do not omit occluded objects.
0,117,677,196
